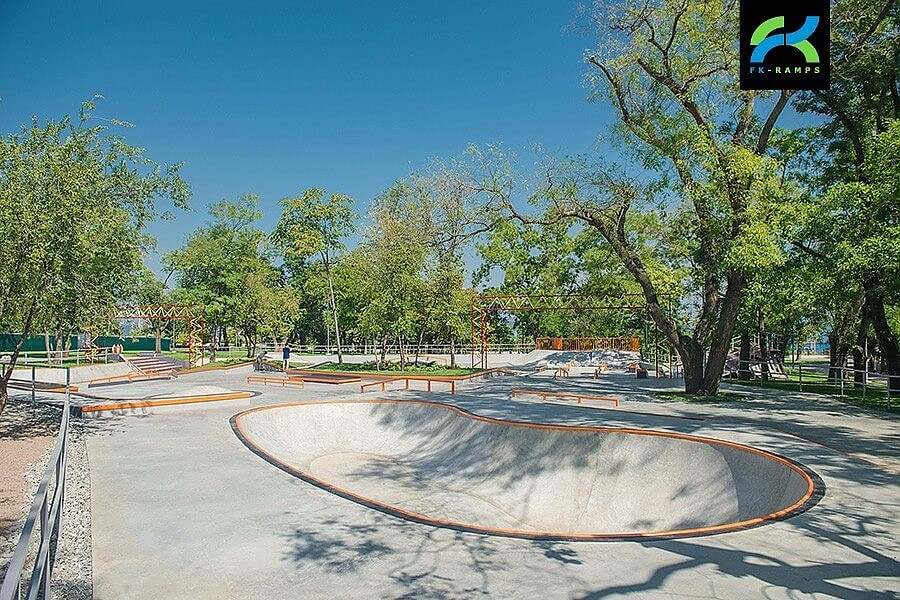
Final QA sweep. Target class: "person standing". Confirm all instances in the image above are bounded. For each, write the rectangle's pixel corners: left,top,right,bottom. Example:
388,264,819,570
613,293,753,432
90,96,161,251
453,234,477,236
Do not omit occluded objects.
282,344,291,371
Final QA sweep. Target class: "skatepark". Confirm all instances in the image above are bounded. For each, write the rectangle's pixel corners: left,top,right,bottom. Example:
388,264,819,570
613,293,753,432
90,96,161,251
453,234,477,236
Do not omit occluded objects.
3,350,896,599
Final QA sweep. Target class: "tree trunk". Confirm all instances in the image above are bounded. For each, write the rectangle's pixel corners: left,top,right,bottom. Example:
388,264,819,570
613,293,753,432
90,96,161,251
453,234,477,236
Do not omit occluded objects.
738,331,752,380
414,323,427,366
379,334,388,369
54,328,66,365
0,298,40,417
852,313,870,387
244,329,255,358
828,292,865,381
693,271,746,395
865,288,900,391
398,335,406,371
155,327,162,353
323,255,343,364
450,336,457,369
681,339,705,394
758,308,769,382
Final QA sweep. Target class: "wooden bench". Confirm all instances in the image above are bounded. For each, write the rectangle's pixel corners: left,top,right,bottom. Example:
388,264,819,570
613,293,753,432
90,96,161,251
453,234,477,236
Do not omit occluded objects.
246,375,305,388
510,388,619,406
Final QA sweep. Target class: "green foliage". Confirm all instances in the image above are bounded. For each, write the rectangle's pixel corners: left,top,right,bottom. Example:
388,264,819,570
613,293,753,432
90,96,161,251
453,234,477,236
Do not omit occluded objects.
475,218,642,339
273,187,356,264
166,194,298,352
355,183,430,344
0,102,190,406
274,187,357,359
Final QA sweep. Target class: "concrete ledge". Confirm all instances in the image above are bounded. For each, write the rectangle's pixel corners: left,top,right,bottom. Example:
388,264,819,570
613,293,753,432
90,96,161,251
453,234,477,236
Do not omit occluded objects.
82,391,254,414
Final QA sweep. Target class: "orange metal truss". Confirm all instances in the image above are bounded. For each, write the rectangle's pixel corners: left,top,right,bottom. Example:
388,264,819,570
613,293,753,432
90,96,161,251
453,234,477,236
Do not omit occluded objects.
86,305,206,367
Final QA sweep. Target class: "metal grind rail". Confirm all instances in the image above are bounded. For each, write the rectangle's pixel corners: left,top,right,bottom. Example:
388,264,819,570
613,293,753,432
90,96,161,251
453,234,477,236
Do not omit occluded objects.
0,380,71,600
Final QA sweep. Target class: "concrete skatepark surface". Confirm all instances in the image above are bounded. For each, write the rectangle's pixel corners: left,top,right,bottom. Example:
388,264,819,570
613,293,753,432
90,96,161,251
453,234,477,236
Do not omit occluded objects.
12,355,897,598
233,400,817,539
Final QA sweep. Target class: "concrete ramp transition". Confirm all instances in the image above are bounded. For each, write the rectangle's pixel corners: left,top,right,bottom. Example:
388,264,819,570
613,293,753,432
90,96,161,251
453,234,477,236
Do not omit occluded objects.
232,400,820,540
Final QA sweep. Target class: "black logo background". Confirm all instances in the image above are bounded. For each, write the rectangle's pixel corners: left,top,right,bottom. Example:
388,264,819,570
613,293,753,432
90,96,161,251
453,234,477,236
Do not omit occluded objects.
739,0,830,90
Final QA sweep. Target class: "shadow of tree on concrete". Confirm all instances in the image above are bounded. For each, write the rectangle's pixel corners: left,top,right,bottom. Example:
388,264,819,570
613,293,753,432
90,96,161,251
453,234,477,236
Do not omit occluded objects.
573,505,899,599
281,510,586,598
0,396,61,440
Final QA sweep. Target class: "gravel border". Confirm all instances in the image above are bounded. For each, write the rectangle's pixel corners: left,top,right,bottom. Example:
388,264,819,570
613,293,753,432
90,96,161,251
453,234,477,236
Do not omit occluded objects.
50,419,92,599
0,398,92,599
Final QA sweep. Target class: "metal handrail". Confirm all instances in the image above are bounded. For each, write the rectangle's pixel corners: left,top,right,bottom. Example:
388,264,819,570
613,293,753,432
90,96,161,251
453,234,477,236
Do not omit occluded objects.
0,384,70,600
727,359,895,407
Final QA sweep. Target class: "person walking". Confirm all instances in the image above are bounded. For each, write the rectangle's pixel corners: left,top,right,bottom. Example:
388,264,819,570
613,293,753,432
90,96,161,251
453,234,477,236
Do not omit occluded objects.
282,344,291,371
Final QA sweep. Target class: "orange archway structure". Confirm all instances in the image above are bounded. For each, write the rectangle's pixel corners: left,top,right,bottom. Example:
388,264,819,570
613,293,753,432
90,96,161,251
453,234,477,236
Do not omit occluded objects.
86,305,206,367
470,293,669,370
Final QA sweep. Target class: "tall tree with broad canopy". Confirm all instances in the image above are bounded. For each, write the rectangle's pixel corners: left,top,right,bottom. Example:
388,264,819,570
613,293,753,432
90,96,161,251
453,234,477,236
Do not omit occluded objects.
358,182,430,367
165,194,269,350
0,102,190,415
460,0,890,395
274,188,356,363
788,0,899,388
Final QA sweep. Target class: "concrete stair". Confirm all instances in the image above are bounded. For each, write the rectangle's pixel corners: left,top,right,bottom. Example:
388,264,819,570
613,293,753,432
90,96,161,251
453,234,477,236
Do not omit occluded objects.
126,354,187,375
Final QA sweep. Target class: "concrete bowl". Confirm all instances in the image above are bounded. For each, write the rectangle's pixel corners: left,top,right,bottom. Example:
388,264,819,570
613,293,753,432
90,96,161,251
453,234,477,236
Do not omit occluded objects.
232,400,821,540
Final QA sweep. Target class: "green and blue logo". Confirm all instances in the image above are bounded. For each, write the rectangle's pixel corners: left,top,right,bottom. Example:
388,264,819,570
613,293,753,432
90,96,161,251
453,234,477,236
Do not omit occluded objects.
750,16,820,64
739,1,830,91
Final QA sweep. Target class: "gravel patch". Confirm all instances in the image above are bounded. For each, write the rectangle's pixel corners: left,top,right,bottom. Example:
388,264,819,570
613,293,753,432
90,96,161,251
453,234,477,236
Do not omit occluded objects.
0,396,92,598
49,419,92,599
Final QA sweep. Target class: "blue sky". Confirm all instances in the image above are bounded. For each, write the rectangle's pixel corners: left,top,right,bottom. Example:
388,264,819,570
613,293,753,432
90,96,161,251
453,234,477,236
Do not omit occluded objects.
0,1,610,272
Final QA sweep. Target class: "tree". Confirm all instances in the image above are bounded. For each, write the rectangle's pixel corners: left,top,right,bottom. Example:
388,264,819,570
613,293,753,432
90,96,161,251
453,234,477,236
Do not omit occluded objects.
788,1,899,388
475,218,643,341
234,260,301,357
165,194,273,352
133,267,170,353
0,102,190,415
791,123,900,387
274,188,356,363
358,183,429,367
469,0,889,396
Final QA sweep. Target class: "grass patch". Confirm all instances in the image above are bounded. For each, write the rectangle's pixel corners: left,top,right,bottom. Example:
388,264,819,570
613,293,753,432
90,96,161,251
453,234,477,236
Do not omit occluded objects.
310,361,479,377
154,349,253,362
723,379,898,413
655,391,746,404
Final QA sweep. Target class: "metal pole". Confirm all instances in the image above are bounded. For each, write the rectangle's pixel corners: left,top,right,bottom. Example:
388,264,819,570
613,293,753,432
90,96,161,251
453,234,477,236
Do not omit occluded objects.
31,366,35,403
798,364,802,392
39,493,48,598
654,322,659,377
863,363,867,399
470,295,475,369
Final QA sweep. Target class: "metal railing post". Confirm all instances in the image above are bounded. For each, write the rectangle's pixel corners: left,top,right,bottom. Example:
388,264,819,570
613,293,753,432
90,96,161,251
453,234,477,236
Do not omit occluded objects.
0,390,70,600
39,492,48,598
863,363,867,399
